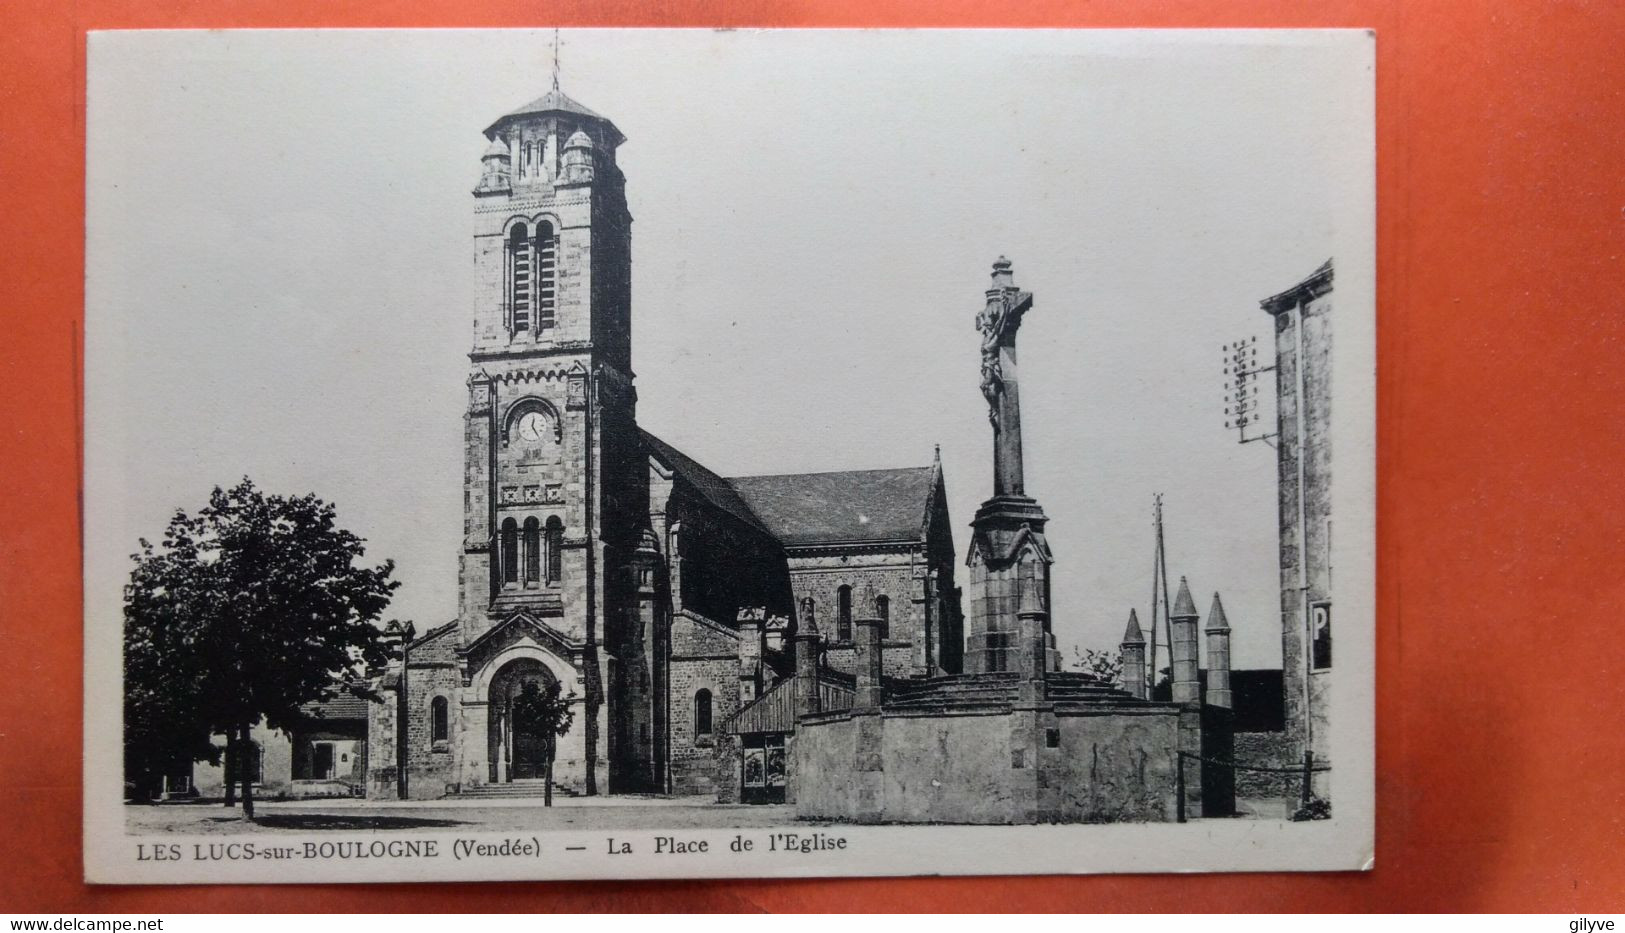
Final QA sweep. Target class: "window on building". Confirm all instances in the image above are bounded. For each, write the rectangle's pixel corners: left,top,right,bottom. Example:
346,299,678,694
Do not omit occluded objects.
836,585,852,642
509,223,532,333
536,222,557,328
1311,600,1332,670
694,689,713,738
522,517,541,584
500,518,519,585
431,696,449,744
876,595,890,639
545,516,563,583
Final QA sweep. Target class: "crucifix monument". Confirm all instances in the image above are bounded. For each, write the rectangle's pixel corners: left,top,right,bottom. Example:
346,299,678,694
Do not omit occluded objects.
965,257,1060,675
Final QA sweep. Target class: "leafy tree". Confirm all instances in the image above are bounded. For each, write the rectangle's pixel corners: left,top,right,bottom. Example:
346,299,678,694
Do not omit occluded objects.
1070,646,1124,686
123,478,399,819
509,679,576,807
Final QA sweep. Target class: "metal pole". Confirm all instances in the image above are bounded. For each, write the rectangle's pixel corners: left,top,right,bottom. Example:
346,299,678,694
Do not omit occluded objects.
1149,496,1161,698
1158,509,1172,698
396,638,410,800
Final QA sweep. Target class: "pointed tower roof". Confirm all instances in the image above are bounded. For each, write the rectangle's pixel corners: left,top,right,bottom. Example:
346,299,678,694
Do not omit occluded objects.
482,135,511,160
483,89,626,147
1171,576,1199,618
1121,608,1145,645
1206,592,1231,632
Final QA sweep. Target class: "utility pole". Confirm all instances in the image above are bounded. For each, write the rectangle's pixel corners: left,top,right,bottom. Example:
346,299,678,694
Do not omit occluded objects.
1149,495,1172,699
387,620,416,801
1223,335,1278,447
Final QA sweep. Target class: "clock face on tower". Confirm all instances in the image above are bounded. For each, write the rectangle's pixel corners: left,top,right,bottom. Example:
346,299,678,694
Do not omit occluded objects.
516,411,548,442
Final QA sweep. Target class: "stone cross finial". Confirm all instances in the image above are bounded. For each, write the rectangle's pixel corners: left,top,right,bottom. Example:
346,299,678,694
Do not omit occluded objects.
798,596,819,636
857,581,880,620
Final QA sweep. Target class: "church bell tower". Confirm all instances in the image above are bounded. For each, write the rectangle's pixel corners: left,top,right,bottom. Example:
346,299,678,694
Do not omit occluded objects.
455,87,642,796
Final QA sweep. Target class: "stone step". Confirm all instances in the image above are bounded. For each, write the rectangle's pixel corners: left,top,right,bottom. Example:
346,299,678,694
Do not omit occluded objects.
455,781,581,799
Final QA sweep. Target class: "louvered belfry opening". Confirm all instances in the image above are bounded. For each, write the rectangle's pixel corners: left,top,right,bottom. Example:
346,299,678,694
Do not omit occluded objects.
507,221,557,335
509,222,532,333
536,223,557,328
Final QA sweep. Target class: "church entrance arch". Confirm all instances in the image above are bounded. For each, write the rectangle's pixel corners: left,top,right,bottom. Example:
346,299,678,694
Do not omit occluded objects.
487,658,558,783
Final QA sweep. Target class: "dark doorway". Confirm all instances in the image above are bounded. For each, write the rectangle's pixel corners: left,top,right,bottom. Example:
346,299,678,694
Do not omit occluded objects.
313,743,335,780
741,733,787,804
488,657,558,784
512,726,547,779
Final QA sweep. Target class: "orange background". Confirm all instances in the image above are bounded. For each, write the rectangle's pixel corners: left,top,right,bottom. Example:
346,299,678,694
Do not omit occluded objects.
3,0,1623,913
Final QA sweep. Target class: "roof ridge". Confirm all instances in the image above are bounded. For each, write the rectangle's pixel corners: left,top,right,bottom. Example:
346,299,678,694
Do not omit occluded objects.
726,465,934,482
407,619,459,650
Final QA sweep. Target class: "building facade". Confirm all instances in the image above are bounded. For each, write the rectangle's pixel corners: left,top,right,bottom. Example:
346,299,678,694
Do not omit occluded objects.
1263,259,1334,770
363,87,963,801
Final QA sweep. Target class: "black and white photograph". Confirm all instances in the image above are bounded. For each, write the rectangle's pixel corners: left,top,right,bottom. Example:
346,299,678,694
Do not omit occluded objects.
83,28,1375,883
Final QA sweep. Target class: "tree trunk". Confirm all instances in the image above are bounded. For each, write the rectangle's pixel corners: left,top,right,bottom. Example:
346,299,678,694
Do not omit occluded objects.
544,739,554,808
223,732,237,807
239,723,255,822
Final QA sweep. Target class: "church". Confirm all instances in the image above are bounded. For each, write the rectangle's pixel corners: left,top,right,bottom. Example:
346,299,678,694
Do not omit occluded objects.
358,87,965,800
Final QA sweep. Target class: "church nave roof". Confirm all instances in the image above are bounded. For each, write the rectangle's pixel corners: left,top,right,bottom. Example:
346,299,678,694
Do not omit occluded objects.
727,466,937,549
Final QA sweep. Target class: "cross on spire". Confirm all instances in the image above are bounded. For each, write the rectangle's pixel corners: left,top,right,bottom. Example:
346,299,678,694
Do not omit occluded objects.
551,28,562,91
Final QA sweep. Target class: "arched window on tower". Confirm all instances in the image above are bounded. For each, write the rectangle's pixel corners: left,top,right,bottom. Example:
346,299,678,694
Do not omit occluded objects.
536,222,557,329
693,689,713,738
500,518,519,585
545,516,564,583
523,141,534,178
522,517,541,584
836,585,852,642
876,595,890,640
430,696,449,745
509,223,532,334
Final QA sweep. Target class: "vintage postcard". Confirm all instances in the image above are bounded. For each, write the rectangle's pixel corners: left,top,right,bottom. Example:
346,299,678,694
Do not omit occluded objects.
83,28,1375,883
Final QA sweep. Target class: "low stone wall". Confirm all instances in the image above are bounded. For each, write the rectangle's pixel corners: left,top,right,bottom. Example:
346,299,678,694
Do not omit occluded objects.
1234,730,1299,799
871,711,1019,824
794,705,1189,824
1048,709,1185,823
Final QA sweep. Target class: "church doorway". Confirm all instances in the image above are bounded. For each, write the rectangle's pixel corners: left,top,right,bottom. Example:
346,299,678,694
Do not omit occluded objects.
487,658,557,783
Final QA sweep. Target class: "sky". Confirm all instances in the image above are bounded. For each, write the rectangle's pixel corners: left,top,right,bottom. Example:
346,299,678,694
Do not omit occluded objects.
86,29,1372,672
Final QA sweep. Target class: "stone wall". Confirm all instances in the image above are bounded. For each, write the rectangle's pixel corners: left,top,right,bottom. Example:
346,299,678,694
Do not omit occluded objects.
1048,711,1184,823
820,643,919,681
1234,730,1302,799
794,705,1188,824
193,721,293,799
402,662,462,799
870,712,1019,823
668,611,740,795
